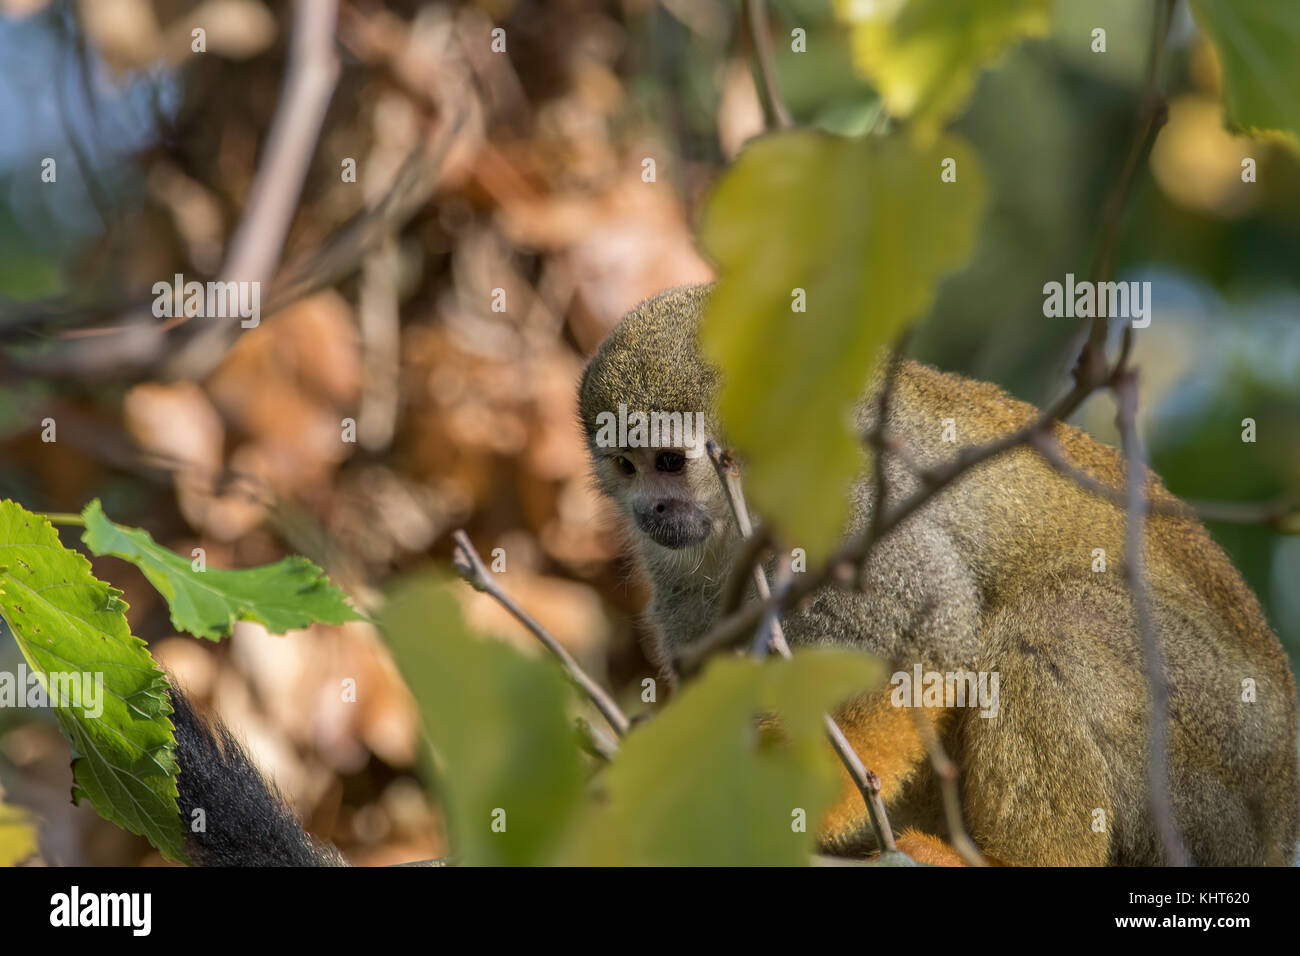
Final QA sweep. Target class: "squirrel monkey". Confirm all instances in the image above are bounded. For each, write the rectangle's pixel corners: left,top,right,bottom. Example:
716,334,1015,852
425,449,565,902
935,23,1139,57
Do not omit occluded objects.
578,284,1300,866
154,283,1296,867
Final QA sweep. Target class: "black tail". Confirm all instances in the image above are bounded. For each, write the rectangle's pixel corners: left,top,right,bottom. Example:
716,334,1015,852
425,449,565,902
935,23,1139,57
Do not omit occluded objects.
168,685,346,866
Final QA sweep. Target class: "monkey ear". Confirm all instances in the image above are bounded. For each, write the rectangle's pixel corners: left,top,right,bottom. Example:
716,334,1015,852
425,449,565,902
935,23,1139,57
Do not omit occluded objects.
576,360,599,436
576,360,591,410
577,355,593,397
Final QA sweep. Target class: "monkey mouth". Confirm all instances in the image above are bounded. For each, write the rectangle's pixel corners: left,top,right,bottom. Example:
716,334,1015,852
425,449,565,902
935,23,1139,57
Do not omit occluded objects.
638,515,711,550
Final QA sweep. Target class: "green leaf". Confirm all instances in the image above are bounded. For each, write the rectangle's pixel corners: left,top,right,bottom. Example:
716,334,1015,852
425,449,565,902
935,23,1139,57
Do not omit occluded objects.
81,499,361,642
1191,0,1300,144
381,575,585,866
572,649,884,866
699,131,985,559
0,500,187,862
834,0,1050,137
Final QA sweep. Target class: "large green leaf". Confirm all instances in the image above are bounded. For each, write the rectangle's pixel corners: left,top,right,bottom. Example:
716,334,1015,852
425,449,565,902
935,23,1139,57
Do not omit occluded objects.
835,0,1049,137
699,130,985,559
381,576,585,866
573,649,885,866
0,500,186,862
1192,0,1300,144
81,499,361,642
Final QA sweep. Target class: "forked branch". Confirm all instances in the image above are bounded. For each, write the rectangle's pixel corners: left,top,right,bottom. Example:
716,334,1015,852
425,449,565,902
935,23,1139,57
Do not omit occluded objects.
451,530,631,739
705,441,898,857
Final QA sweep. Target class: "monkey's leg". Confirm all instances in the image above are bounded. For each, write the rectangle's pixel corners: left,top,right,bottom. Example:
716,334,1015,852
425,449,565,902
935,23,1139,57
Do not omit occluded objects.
964,575,1299,866
894,828,980,866
953,583,1137,866
817,692,972,862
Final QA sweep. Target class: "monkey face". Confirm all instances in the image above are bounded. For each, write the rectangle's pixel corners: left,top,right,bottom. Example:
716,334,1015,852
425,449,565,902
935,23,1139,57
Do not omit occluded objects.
576,286,732,554
594,445,718,550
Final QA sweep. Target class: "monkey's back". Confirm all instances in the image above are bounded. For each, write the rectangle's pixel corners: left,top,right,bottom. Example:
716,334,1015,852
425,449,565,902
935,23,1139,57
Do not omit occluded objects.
887,360,1300,864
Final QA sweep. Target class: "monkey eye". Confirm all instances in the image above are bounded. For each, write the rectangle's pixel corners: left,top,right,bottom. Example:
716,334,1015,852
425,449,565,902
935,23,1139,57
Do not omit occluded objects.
612,455,636,476
656,451,685,473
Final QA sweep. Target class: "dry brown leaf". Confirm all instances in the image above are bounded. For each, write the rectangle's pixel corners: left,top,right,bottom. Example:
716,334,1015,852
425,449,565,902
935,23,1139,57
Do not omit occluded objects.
76,0,162,71
718,59,766,160
458,569,611,662
540,477,621,569
122,381,224,478
209,666,330,811
161,0,278,64
522,352,589,483
0,0,53,18
207,292,361,494
151,637,219,700
495,171,713,336
121,381,260,535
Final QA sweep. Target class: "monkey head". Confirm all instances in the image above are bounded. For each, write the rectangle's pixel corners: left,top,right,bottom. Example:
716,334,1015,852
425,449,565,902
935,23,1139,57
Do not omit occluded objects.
577,284,733,553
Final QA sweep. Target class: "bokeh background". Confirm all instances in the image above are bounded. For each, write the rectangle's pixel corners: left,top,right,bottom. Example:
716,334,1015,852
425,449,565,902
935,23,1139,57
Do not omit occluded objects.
0,0,1296,865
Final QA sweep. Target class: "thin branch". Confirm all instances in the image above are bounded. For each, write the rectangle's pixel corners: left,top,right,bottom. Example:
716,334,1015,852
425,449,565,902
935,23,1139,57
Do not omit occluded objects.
1032,432,1300,532
356,234,402,452
262,112,466,316
704,441,897,855
742,0,793,130
389,857,454,866
811,854,874,867
909,709,987,866
719,527,773,618
53,27,111,229
820,716,896,855
679,371,1106,675
707,442,759,542
705,442,789,658
866,335,911,543
1085,0,1176,357
450,530,631,739
865,343,985,866
574,717,618,763
755,552,793,658
38,512,86,527
1029,431,1192,517
14,108,464,381
165,0,343,379
859,341,987,865
213,0,343,292
1113,370,1189,866
1031,431,1142,508
1186,498,1300,533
